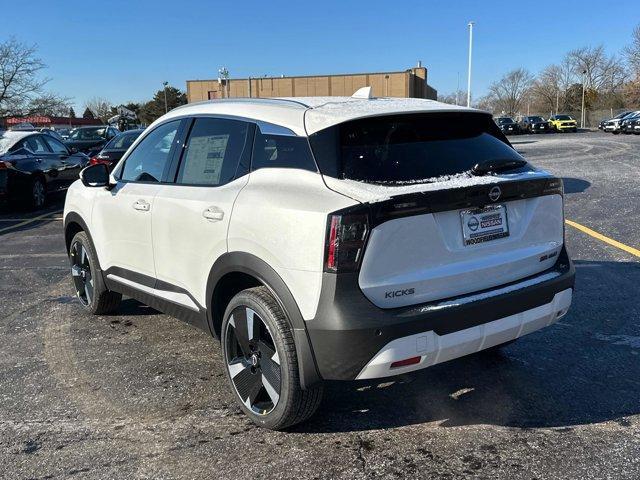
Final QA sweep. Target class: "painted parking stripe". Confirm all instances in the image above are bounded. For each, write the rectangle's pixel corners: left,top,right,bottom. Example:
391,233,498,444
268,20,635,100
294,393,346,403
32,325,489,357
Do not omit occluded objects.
565,219,640,258
0,211,63,234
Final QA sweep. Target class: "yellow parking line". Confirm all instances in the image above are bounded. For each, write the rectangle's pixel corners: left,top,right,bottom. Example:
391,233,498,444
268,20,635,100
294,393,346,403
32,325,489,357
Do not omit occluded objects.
565,219,640,258
0,211,62,235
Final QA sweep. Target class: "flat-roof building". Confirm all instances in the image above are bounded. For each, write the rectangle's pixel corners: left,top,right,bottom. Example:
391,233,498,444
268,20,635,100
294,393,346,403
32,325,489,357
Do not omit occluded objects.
186,65,437,103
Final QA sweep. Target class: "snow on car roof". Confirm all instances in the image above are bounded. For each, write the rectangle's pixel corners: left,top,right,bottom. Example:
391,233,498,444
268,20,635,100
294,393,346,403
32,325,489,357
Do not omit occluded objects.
0,131,34,155
162,96,480,136
280,96,478,134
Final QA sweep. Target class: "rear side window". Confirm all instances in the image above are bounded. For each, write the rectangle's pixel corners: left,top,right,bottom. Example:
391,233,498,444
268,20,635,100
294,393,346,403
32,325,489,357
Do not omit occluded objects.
251,130,317,172
121,121,180,183
106,132,141,150
176,118,252,186
309,112,529,183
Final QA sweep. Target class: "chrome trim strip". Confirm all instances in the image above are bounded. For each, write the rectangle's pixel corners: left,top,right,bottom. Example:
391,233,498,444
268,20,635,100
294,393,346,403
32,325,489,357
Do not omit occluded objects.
106,274,200,312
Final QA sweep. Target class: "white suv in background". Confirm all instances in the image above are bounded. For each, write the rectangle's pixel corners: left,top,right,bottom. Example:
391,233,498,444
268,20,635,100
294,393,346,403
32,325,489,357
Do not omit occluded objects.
64,93,575,429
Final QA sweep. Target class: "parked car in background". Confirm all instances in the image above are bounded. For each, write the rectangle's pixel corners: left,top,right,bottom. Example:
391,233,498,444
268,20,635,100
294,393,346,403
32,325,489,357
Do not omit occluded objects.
10,122,36,131
494,116,520,135
548,114,577,133
602,111,634,134
621,111,640,134
64,96,574,429
89,129,144,171
517,115,551,133
0,131,88,209
56,128,72,140
40,128,66,142
64,126,119,155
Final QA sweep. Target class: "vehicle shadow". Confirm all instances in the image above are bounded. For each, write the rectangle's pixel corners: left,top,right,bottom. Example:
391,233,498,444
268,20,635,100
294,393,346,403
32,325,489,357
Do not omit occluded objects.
0,194,65,237
562,177,591,194
294,259,640,433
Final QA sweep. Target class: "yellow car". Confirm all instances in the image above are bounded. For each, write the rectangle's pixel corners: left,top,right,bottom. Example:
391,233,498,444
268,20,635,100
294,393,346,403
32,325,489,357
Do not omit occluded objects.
549,114,578,132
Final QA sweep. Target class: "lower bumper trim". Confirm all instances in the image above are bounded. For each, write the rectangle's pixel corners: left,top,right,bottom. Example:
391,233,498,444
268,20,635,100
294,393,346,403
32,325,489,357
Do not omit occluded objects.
356,288,572,380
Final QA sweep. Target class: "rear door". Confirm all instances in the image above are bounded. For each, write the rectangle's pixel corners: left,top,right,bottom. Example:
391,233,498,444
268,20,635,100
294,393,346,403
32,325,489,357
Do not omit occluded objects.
151,117,254,306
42,135,83,187
91,120,182,280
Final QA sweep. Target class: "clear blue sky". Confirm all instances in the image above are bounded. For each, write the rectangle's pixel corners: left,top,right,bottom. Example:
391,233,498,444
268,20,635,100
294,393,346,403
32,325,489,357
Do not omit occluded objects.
2,0,636,111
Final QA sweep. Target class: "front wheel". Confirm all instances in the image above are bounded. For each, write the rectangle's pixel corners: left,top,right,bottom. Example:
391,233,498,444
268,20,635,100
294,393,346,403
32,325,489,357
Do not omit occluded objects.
221,286,323,430
69,231,121,314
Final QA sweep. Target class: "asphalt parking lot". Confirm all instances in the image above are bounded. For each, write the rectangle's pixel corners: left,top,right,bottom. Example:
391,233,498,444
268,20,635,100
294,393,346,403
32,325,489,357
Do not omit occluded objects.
1,131,639,479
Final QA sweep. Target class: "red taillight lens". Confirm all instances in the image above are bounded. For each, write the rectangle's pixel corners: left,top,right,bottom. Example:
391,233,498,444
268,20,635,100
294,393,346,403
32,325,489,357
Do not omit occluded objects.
390,356,421,369
89,156,110,166
324,212,369,273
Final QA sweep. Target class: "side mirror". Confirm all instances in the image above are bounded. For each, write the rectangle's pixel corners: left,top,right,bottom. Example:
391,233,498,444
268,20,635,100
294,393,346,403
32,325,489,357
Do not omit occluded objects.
69,146,78,154
80,163,110,187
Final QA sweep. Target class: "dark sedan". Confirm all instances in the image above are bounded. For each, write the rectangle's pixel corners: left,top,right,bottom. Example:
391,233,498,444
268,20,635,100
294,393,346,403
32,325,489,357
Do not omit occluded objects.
518,115,552,134
64,125,120,155
89,129,144,171
495,116,521,135
0,131,88,209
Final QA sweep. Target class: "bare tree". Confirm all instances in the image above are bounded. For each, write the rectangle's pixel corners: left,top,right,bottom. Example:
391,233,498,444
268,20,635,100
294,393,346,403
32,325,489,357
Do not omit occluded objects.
25,93,73,116
0,37,49,115
566,45,627,92
487,68,534,116
84,97,112,123
530,62,574,114
624,24,640,76
437,90,467,106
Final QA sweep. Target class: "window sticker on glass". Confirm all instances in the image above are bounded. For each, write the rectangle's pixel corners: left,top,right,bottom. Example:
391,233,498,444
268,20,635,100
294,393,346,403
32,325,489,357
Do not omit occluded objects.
181,134,229,185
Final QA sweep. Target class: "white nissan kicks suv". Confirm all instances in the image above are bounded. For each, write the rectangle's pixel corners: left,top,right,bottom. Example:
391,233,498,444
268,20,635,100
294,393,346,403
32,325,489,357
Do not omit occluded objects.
64,94,575,429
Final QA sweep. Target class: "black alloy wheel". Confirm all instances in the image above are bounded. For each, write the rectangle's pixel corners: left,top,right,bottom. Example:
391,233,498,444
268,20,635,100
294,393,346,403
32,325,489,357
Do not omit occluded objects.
225,305,282,415
70,240,93,306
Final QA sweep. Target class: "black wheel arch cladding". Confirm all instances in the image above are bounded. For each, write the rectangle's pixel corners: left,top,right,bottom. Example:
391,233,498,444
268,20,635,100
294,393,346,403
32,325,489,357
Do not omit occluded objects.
206,252,322,390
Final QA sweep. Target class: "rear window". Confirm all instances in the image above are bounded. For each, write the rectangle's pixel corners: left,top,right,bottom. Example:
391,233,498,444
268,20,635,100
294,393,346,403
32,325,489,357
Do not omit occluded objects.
308,112,530,183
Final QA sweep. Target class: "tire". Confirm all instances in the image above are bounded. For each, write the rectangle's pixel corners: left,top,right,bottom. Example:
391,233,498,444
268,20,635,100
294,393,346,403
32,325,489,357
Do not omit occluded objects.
221,286,323,430
30,176,46,210
69,231,121,315
612,131,620,135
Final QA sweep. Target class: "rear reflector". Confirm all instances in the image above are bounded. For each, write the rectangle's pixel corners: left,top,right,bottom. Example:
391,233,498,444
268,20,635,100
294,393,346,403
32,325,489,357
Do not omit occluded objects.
390,356,421,369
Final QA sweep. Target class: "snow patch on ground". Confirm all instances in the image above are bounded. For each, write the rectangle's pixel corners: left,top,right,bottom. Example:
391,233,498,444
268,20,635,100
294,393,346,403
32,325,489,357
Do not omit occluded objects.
594,334,640,349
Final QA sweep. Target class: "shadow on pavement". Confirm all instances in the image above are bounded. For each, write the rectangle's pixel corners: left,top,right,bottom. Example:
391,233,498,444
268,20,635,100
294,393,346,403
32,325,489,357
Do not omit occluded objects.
295,259,640,433
562,177,591,194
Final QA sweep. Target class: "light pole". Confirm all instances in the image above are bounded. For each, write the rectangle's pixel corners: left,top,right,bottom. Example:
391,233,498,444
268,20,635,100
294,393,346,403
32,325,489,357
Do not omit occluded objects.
218,67,230,98
466,21,474,107
162,81,169,113
580,70,587,128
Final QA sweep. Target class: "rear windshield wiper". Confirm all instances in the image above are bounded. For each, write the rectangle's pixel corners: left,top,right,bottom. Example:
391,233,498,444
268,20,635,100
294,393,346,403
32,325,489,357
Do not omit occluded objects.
472,159,527,176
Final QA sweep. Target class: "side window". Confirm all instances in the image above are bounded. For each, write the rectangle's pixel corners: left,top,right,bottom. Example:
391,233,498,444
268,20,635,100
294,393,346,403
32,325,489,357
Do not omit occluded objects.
25,136,50,154
121,120,179,183
43,136,68,154
251,130,317,172
176,118,251,186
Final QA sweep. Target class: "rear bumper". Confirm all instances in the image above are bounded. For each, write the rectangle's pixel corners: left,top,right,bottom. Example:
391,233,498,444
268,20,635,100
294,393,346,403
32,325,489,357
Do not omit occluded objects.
306,246,575,380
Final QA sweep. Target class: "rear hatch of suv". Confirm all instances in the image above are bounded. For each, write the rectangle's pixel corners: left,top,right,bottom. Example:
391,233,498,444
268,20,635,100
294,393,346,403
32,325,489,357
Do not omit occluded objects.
308,111,564,308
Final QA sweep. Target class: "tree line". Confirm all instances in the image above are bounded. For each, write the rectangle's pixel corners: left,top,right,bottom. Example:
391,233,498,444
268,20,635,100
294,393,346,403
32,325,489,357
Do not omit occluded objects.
0,37,186,126
439,24,640,122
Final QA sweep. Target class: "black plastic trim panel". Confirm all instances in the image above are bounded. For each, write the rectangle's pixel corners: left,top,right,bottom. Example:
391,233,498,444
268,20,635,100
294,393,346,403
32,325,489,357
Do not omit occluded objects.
306,246,575,381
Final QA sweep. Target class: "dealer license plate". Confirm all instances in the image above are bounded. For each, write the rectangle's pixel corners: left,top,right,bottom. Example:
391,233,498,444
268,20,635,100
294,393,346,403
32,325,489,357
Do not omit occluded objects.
460,205,509,246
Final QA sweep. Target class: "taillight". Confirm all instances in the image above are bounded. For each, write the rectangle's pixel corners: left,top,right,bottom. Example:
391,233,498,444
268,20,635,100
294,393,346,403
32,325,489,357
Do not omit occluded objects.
324,211,369,273
89,156,110,166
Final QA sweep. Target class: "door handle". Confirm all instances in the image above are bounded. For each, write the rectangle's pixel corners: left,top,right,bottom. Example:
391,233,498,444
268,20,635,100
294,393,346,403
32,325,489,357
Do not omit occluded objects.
203,206,224,221
133,199,150,211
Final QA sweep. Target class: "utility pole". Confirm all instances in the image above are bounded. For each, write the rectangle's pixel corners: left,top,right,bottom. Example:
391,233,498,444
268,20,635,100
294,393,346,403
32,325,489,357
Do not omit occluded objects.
580,70,587,128
456,72,460,105
555,89,559,115
162,81,169,113
467,21,474,107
